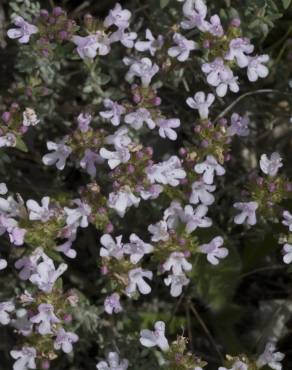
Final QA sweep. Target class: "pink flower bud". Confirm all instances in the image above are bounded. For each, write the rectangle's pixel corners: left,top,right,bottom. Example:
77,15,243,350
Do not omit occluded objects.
41,360,50,370
179,148,187,157
194,125,201,133
203,40,210,49
53,7,64,17
19,126,28,134
2,111,11,123
256,177,264,186
127,164,135,174
63,313,72,323
105,223,114,233
40,9,49,18
230,18,241,28
145,146,153,156
184,250,191,258
153,97,162,106
201,139,209,148
101,265,109,275
178,238,186,246
268,183,276,193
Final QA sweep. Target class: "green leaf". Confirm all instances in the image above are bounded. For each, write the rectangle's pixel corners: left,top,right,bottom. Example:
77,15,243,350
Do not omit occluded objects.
282,0,291,9
15,136,28,152
160,0,170,8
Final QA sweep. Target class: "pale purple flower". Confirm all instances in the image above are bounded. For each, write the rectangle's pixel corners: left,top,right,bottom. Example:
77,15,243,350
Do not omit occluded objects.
157,118,180,140
146,156,186,186
186,91,215,119
190,181,216,205
164,273,190,297
22,108,39,127
282,244,292,264
104,3,132,30
15,247,44,280
247,55,269,82
227,113,250,137
71,35,100,59
123,234,153,263
181,0,208,31
80,149,103,177
100,234,124,260
12,309,33,337
225,37,254,68
42,140,72,170
219,360,248,370
104,293,123,315
10,346,37,370
0,183,8,195
54,328,79,353
135,29,164,56
182,204,212,233
100,99,126,126
0,258,7,270
77,112,92,132
206,15,224,37
199,236,228,265
168,33,198,62
259,152,283,177
126,267,153,295
0,133,17,148
105,127,132,149
140,321,169,352
64,199,91,228
139,184,163,200
194,155,225,184
0,301,15,325
163,252,192,275
216,73,239,97
282,211,292,231
256,340,285,370
163,200,183,229
108,187,140,217
55,237,77,259
233,201,258,225
110,29,137,48
148,220,169,242
96,352,129,370
202,58,232,87
0,195,22,217
124,57,159,87
8,226,26,246
29,257,67,293
100,147,130,169
26,196,52,222
124,108,155,130
30,303,60,335
7,16,38,44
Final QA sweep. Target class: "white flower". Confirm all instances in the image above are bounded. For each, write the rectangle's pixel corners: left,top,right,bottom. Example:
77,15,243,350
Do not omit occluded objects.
10,346,37,370
256,340,285,370
100,234,124,260
26,197,52,222
42,141,72,170
108,187,140,217
146,156,186,186
206,14,224,37
123,234,153,263
0,258,7,270
216,73,239,97
0,133,17,148
283,244,292,264
126,267,153,295
163,200,183,229
247,55,269,82
100,99,126,126
64,199,91,228
186,92,215,119
22,108,39,126
7,16,38,44
135,29,164,56
199,236,228,265
163,252,192,275
219,360,248,370
54,328,79,354
125,108,155,130
233,201,258,225
30,303,60,335
110,29,137,48
140,321,169,352
104,3,132,30
190,181,216,205
182,204,212,233
124,57,159,87
282,211,292,231
181,0,208,31
0,183,8,195
164,274,190,297
0,301,15,325
194,155,225,184
148,220,169,242
104,293,123,315
96,352,129,370
225,37,254,68
259,152,283,177
105,127,132,148
168,33,198,62
157,118,180,140
99,147,130,169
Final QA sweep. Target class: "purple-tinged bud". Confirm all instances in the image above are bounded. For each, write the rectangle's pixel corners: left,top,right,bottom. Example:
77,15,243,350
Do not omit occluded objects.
10,102,19,112
105,223,114,233
218,118,227,126
113,167,121,176
203,39,210,49
153,96,162,106
19,126,28,134
226,137,232,144
133,94,141,104
224,153,231,161
178,238,186,246
256,177,264,186
147,160,154,166
175,353,183,363
194,125,201,133
113,181,120,190
201,139,209,148
41,49,50,58
2,111,11,123
180,178,188,185
53,7,63,17
214,132,222,140
205,121,213,129
41,360,50,370
98,207,107,215
230,18,241,28
58,30,68,40
127,164,135,174
63,313,72,323
184,250,191,258
145,146,153,156
40,9,49,18
268,183,276,193
285,182,292,192
48,17,56,25
179,147,187,157
101,266,109,275
136,151,144,159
